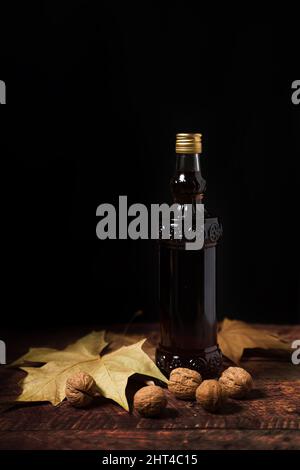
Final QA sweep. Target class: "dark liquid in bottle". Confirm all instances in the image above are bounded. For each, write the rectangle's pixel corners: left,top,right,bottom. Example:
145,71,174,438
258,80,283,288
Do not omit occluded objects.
155,140,222,378
159,244,216,350
156,230,222,378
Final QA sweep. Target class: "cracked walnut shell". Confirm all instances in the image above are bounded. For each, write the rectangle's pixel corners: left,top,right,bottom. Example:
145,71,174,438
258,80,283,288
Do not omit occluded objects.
195,379,225,412
65,371,99,408
134,385,167,417
219,366,253,399
168,368,202,400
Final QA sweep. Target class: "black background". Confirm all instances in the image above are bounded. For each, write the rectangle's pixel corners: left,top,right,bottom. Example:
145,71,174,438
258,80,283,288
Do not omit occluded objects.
1,6,300,328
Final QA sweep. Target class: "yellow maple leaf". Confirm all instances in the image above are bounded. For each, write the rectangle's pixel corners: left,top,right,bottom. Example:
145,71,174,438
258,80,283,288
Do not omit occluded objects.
12,331,167,410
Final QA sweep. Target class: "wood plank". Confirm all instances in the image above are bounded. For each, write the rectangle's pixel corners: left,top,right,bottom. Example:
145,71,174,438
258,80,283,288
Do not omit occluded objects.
0,429,300,450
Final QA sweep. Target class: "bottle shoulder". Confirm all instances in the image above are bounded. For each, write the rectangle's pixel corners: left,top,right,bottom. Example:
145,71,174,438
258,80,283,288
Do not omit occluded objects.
170,171,206,196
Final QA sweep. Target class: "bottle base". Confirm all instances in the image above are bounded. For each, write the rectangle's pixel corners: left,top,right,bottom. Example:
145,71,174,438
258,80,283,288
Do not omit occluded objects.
155,344,223,378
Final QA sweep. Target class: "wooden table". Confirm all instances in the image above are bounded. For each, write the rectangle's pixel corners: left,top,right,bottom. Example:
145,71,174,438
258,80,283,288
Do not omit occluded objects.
0,324,299,450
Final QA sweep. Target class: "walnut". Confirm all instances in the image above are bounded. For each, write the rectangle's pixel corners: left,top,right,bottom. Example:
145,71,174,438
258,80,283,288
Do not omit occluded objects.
219,367,253,399
134,385,167,417
195,379,225,412
168,368,202,400
65,371,99,408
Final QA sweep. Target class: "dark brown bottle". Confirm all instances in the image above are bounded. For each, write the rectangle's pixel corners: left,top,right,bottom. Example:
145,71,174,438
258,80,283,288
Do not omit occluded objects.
156,133,223,378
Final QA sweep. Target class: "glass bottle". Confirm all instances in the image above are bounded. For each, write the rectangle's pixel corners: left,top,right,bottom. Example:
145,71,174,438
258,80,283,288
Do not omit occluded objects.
156,133,223,378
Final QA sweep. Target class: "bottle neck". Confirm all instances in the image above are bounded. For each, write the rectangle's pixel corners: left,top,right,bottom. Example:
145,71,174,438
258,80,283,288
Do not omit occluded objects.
175,153,201,172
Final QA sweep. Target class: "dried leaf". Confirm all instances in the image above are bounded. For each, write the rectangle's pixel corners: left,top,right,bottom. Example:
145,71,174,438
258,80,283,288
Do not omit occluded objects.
93,339,167,410
11,331,167,410
12,331,108,406
218,318,291,364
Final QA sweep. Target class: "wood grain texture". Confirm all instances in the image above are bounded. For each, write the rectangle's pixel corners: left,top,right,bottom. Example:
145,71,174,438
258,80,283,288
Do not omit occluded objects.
1,430,300,450
0,324,299,450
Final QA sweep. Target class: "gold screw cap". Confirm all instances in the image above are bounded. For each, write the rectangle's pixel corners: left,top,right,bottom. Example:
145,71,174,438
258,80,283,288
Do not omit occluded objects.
176,133,202,154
